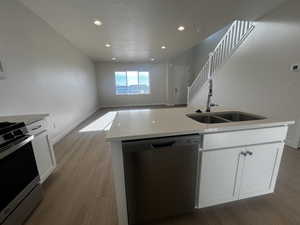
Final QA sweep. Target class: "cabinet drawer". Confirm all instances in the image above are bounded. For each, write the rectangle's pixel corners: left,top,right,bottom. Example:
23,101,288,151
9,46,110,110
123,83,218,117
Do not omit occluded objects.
27,120,47,136
203,126,288,150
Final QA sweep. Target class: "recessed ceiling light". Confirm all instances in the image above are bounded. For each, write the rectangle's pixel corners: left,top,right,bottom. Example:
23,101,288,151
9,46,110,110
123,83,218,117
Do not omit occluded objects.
112,57,117,60
150,58,155,61
93,20,102,26
105,43,111,48
177,26,185,31
161,46,166,49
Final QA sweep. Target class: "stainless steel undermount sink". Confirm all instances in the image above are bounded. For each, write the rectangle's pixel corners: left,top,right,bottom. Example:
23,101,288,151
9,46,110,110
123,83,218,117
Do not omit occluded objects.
186,111,266,124
186,114,228,124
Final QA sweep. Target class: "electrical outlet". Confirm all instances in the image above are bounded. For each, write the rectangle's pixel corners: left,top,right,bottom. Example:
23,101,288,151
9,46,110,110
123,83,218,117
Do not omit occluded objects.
0,60,7,80
291,64,300,72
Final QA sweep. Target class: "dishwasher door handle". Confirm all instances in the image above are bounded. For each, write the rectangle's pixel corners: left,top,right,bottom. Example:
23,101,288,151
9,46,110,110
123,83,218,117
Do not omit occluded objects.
151,141,176,149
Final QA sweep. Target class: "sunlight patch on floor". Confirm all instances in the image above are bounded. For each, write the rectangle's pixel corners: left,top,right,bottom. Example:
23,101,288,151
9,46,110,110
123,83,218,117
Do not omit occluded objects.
79,112,117,132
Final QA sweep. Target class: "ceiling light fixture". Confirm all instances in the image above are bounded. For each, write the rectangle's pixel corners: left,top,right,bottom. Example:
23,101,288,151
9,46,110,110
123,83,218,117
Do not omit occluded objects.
151,58,155,61
112,57,117,61
161,46,166,49
177,26,185,31
105,43,111,48
93,20,102,26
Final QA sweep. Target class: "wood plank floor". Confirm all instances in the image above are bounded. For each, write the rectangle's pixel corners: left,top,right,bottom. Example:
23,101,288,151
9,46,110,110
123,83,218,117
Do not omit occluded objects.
25,107,300,225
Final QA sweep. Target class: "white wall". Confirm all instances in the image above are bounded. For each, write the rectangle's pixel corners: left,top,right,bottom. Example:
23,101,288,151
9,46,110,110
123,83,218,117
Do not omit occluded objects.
165,25,229,106
96,62,168,107
191,25,230,79
191,0,300,148
95,26,229,107
0,0,99,143
167,48,194,105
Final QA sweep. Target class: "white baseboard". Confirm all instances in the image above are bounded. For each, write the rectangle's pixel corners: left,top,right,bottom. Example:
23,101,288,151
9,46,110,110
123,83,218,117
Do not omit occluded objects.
99,103,187,108
51,105,101,145
285,138,299,149
100,103,168,108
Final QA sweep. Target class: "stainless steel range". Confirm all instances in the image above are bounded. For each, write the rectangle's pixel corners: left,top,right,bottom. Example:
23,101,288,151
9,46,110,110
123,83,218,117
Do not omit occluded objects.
0,122,42,225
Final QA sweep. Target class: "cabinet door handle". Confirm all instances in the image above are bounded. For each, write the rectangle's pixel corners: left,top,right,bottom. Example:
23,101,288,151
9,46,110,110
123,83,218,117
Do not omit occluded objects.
246,151,253,156
240,151,247,156
151,141,176,149
31,125,42,131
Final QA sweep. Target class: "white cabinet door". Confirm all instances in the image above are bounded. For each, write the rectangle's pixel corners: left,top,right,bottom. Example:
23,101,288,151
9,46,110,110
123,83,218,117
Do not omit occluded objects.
198,147,244,208
32,130,56,183
239,143,282,199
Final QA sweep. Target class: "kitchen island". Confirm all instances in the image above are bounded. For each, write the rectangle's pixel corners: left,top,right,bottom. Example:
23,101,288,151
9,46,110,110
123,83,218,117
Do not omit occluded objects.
105,107,294,225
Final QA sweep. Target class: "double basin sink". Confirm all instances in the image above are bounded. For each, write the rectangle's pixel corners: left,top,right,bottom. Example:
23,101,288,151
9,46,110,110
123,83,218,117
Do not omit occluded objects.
186,111,266,124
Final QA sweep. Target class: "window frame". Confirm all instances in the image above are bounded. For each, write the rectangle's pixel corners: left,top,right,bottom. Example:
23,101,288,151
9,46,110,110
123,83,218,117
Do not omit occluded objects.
115,71,151,96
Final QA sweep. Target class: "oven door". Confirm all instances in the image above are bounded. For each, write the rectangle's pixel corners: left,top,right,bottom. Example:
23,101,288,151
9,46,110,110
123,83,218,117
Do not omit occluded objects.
0,135,40,223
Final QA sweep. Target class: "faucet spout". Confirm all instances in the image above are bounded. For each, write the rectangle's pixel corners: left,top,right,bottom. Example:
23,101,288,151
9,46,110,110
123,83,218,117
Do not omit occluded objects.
206,52,214,112
206,79,213,112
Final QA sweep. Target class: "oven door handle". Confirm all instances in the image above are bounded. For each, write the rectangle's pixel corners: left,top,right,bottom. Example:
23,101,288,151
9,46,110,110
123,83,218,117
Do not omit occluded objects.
0,135,34,160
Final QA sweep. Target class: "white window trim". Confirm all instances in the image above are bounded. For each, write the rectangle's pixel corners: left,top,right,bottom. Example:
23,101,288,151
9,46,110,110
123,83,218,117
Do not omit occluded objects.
115,71,151,96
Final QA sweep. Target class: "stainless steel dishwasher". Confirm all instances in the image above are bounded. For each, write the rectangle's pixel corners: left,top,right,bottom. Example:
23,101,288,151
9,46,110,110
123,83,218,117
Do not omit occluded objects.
122,134,201,225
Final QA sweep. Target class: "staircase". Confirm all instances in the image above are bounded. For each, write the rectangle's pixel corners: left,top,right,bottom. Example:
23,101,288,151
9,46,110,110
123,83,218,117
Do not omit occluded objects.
187,20,255,105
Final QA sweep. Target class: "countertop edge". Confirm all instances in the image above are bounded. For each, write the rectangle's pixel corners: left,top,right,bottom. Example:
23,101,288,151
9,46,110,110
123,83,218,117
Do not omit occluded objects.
0,114,50,125
106,120,294,142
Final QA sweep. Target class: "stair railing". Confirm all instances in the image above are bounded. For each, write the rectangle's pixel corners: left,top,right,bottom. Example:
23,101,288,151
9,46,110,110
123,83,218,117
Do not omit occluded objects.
187,20,255,105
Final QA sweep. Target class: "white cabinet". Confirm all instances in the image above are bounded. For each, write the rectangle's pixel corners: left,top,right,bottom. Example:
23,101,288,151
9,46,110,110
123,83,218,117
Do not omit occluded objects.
198,142,284,208
28,119,56,183
239,143,283,199
197,147,244,208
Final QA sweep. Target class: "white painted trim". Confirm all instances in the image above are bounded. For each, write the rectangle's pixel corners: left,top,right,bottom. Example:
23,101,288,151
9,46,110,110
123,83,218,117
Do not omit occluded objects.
285,138,299,149
50,105,101,144
99,103,168,108
165,103,175,106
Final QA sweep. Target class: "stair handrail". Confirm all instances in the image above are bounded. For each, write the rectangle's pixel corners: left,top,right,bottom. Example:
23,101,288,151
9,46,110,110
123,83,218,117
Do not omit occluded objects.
187,20,255,105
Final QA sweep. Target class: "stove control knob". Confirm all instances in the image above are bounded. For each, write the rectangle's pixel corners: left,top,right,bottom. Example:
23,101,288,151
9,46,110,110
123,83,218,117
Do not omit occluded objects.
3,133,14,140
13,129,23,136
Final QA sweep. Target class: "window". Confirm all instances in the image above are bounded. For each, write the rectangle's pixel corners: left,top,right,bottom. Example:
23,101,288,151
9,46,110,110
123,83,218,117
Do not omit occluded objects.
115,71,150,95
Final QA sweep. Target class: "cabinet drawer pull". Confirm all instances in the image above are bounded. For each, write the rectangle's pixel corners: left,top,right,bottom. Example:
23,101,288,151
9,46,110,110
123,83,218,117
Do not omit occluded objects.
246,151,253,156
240,151,247,156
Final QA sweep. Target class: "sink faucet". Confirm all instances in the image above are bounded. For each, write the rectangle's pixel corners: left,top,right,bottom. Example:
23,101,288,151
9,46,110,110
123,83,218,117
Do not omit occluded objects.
205,53,218,112
206,78,213,112
205,80,218,112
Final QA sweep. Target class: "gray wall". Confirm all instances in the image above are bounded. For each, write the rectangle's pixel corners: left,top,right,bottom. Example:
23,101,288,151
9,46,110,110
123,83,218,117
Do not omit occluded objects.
96,62,168,107
190,0,300,148
0,0,99,143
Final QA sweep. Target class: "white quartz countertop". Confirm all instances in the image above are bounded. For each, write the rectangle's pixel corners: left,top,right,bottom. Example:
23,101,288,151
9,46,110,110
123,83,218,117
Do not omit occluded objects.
105,107,295,141
0,114,49,125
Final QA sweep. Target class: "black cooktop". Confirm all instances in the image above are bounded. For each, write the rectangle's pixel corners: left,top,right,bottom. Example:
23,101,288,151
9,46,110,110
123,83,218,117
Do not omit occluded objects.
0,122,25,135
0,122,16,129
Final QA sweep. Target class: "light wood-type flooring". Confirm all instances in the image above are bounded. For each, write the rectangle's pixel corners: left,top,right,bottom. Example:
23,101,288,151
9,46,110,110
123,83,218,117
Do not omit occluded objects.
25,107,300,225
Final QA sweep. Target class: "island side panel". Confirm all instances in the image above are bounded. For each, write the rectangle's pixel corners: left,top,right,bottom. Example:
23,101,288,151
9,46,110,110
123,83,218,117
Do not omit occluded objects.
110,141,128,225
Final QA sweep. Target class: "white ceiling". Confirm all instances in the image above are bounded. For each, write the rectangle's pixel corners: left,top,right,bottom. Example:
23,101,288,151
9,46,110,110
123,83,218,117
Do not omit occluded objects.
19,0,288,62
